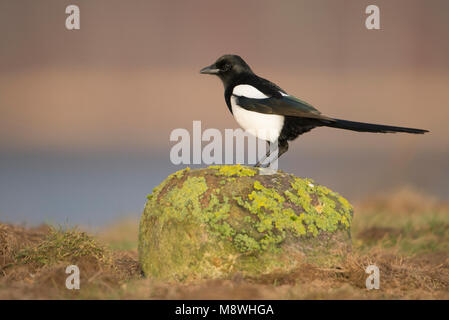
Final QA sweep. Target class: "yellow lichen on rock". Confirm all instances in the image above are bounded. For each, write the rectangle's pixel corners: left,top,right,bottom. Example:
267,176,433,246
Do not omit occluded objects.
209,164,257,177
139,165,353,281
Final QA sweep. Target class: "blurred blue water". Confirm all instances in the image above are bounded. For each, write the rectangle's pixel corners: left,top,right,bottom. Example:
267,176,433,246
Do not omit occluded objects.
0,152,179,227
1,149,448,227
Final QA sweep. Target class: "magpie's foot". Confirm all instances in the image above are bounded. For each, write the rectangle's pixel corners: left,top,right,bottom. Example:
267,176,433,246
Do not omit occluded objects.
254,162,271,168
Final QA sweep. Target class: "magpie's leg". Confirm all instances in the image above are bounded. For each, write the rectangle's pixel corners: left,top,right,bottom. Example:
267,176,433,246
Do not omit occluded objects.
254,141,271,167
265,140,289,167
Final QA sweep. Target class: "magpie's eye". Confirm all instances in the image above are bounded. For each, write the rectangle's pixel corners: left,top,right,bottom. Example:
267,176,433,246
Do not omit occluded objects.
222,63,231,72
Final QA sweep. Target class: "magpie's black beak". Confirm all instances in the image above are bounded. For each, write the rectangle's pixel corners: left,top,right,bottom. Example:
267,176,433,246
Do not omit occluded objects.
200,64,220,75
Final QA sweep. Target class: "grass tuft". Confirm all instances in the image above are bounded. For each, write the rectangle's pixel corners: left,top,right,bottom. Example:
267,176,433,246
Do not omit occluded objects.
15,226,112,269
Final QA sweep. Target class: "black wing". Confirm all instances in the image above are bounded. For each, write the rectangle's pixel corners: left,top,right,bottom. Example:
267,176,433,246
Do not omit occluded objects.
234,94,335,122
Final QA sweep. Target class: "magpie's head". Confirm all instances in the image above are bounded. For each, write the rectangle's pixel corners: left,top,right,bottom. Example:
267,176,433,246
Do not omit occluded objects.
200,54,253,85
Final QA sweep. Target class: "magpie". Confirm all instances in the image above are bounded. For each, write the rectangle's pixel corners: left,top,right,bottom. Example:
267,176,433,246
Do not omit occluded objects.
200,54,428,167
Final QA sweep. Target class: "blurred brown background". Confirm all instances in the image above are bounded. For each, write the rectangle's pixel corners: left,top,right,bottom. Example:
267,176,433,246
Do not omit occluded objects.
0,0,448,225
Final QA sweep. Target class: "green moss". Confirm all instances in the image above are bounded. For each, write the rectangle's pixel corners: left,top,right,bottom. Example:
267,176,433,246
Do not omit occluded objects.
155,176,208,222
16,227,111,267
209,164,257,177
203,194,234,238
146,167,191,201
233,182,291,252
174,167,190,178
233,178,353,251
145,175,238,241
287,177,353,235
139,165,353,281
234,234,261,253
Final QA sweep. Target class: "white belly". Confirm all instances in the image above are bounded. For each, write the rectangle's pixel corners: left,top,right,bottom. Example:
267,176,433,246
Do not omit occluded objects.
231,96,284,142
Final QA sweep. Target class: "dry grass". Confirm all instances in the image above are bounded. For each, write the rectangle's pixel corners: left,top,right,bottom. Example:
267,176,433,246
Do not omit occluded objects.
0,225,140,299
1,187,448,299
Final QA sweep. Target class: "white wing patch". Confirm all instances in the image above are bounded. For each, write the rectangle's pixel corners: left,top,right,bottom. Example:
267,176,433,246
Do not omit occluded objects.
232,84,270,99
230,85,284,143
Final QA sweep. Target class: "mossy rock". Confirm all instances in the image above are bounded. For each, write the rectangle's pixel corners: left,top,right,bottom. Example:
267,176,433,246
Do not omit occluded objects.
139,165,353,281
